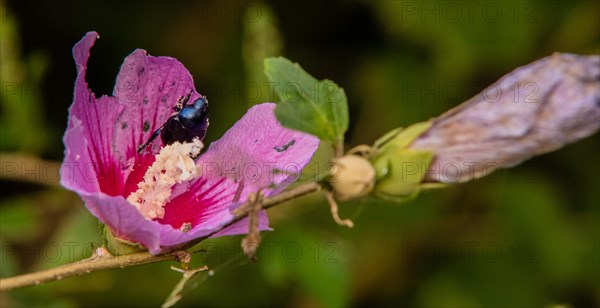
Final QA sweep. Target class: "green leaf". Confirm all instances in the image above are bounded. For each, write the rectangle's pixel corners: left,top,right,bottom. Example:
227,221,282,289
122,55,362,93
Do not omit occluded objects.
260,227,350,307
0,196,40,241
264,57,348,148
0,12,49,154
0,237,18,278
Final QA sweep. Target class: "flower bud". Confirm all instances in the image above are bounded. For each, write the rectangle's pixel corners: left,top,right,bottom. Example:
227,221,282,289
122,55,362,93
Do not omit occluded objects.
330,155,376,200
410,53,599,183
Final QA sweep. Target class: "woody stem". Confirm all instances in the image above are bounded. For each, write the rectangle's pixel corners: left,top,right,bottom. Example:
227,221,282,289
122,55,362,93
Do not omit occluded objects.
0,182,322,292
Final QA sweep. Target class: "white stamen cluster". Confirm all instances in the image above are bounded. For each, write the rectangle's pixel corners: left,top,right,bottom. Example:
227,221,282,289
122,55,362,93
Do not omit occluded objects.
127,138,203,220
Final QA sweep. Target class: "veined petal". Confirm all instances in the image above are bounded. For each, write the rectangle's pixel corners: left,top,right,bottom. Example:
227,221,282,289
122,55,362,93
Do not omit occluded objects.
81,193,163,254
196,103,320,235
62,31,205,197
62,32,126,196
161,103,318,239
158,176,238,230
198,103,320,198
113,49,203,161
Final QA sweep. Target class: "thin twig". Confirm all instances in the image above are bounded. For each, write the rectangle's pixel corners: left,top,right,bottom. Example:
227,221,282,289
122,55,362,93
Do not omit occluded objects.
0,248,177,292
0,182,322,292
0,153,60,187
162,265,209,308
241,191,264,261
334,140,344,158
324,191,354,228
164,181,323,253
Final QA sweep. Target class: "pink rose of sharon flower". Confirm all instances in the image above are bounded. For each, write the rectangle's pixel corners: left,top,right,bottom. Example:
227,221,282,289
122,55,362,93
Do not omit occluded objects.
60,32,319,255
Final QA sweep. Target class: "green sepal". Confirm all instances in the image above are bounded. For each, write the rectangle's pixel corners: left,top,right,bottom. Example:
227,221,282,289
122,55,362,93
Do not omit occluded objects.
375,121,432,152
100,223,146,256
370,121,436,202
372,149,434,201
373,127,403,149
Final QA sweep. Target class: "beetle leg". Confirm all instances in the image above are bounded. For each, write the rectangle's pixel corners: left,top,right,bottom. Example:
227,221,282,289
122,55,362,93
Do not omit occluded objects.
137,124,164,154
174,90,194,111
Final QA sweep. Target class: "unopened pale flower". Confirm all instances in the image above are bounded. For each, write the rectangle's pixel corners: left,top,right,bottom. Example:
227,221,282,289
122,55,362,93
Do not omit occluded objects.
410,53,599,183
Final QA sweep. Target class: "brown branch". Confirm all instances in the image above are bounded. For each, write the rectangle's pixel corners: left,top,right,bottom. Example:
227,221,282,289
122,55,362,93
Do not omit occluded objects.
241,191,264,261
164,181,322,253
235,182,321,215
0,182,322,292
0,248,176,292
0,153,61,187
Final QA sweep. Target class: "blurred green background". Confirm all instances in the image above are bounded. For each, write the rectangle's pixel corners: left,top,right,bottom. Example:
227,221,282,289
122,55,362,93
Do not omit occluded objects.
1,0,598,307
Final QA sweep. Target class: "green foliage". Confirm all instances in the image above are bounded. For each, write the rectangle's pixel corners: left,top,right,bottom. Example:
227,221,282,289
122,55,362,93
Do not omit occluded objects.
0,237,18,278
33,206,100,270
0,197,40,241
264,57,349,149
260,227,350,307
0,7,49,154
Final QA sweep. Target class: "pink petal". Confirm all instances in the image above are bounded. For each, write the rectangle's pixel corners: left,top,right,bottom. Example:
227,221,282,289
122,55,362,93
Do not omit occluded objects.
80,191,236,254
211,211,271,237
197,103,320,235
62,31,206,197
61,32,126,196
81,193,162,253
161,103,319,238
157,177,238,229
112,49,203,161
160,103,319,236
198,103,320,197
61,32,223,254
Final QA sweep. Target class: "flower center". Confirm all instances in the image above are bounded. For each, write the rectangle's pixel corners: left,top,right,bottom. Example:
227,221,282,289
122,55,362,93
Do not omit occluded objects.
127,138,203,220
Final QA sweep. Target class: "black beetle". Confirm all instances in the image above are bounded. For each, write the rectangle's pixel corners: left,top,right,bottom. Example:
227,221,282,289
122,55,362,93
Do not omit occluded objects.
137,91,209,155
